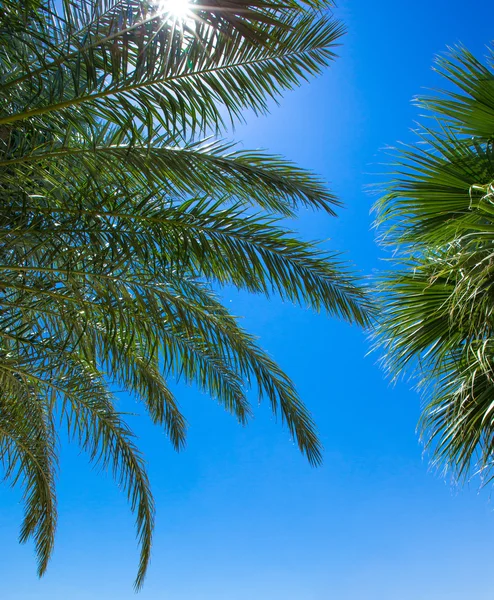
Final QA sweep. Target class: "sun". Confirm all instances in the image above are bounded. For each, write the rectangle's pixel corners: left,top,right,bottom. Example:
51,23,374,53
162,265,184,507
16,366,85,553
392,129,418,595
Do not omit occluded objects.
158,0,191,21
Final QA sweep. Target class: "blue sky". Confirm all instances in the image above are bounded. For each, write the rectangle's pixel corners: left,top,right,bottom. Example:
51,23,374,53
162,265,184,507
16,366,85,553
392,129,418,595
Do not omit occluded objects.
1,1,494,599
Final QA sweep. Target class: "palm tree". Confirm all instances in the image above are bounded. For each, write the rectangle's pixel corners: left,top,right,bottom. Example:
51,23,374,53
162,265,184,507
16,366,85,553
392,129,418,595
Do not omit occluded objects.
375,47,494,487
0,0,371,587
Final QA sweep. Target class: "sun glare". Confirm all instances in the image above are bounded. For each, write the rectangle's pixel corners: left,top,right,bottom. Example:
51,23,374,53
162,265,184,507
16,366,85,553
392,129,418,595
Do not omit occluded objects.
159,0,191,21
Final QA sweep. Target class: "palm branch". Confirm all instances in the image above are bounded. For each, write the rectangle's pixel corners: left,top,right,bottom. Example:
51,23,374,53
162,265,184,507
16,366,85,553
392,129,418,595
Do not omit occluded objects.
375,45,494,486
0,0,371,587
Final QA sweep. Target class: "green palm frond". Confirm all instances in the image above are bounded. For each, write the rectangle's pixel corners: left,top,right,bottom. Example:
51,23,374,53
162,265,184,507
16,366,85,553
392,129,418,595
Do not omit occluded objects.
0,0,343,134
375,45,494,486
422,46,494,139
0,0,370,587
0,381,57,576
0,128,339,215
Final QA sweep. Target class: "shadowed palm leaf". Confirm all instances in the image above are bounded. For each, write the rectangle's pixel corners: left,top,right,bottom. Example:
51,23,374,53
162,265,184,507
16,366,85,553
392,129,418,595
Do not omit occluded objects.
375,46,494,487
0,0,371,587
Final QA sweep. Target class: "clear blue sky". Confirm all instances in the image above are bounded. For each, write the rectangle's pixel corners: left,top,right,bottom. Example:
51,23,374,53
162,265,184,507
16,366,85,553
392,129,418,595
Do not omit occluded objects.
1,2,494,599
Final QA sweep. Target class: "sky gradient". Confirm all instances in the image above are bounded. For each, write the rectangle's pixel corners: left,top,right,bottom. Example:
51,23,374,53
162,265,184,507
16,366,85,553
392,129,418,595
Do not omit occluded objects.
1,1,494,598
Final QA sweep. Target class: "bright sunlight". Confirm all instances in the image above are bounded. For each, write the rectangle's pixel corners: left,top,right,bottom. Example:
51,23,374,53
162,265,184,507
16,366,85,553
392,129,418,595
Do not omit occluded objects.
158,0,191,20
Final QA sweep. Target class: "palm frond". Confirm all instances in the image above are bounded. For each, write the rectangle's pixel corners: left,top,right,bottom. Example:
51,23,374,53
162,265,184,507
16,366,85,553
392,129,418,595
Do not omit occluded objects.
0,1,343,135
421,45,494,140
0,381,57,575
0,0,370,586
375,44,494,484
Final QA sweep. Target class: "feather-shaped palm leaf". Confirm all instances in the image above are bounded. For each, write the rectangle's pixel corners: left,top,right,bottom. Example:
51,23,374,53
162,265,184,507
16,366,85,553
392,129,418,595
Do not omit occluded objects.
0,0,371,587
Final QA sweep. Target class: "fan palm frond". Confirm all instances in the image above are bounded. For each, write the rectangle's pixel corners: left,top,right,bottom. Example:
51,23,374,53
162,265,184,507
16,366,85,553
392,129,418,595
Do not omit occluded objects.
375,45,494,486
